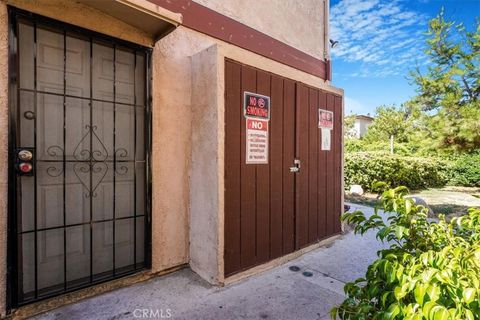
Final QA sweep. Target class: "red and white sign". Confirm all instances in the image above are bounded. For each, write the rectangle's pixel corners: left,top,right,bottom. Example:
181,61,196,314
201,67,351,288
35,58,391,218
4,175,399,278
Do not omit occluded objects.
318,109,334,130
244,92,271,120
246,119,269,164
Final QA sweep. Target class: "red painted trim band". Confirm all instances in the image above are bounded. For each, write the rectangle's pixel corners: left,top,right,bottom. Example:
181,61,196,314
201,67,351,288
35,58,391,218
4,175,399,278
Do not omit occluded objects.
148,0,328,80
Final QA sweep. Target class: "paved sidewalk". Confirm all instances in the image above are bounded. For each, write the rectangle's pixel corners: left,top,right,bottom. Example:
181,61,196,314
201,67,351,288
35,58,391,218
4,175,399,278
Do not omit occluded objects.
34,204,384,320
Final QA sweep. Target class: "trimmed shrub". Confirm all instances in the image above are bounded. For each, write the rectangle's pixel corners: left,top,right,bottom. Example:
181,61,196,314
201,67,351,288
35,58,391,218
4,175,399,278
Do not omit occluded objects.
333,185,480,319
345,140,419,156
449,153,480,187
345,152,451,191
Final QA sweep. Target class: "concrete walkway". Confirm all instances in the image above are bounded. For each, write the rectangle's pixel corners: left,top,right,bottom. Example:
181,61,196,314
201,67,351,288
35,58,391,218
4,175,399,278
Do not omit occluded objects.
34,204,385,320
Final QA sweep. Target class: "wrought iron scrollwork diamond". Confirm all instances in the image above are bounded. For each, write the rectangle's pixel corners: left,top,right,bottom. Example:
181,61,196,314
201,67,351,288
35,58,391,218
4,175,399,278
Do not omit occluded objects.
46,124,129,197
73,162,108,198
74,125,109,162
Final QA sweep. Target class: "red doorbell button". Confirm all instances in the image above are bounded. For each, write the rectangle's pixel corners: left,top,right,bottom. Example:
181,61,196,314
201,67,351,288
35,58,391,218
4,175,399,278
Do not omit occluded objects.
18,162,33,173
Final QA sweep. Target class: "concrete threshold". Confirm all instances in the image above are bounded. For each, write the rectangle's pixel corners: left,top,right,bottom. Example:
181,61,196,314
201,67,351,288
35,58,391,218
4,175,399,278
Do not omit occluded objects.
224,234,343,285
7,265,187,320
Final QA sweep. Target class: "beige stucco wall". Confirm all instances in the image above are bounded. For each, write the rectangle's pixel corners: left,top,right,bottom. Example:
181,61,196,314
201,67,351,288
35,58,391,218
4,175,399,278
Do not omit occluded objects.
150,29,196,273
195,0,329,60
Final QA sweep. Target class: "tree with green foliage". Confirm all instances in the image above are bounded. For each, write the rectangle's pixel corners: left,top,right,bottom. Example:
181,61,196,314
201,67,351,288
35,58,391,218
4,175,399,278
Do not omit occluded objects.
343,11,479,189
363,105,412,154
408,9,480,153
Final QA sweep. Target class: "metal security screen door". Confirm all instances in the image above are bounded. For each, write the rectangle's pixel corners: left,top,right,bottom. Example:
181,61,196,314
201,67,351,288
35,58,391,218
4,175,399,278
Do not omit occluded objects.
8,10,151,306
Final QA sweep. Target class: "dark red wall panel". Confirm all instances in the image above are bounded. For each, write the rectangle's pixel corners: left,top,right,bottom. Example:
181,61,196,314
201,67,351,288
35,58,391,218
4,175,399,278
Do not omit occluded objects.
224,59,342,276
325,93,336,237
308,88,319,244
239,65,257,269
282,79,296,255
269,75,284,260
317,91,328,240
224,61,242,275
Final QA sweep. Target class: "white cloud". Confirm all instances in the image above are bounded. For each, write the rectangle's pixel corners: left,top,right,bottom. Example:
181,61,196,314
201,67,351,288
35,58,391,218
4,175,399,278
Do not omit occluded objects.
330,0,428,78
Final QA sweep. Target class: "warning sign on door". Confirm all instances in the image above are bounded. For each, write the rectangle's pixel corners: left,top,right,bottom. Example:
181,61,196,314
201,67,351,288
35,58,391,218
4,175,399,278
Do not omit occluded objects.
321,128,331,151
244,92,270,120
318,109,334,130
246,118,269,164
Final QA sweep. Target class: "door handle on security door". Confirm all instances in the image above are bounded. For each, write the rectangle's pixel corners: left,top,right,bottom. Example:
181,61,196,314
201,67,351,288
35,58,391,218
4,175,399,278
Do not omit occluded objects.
290,159,301,173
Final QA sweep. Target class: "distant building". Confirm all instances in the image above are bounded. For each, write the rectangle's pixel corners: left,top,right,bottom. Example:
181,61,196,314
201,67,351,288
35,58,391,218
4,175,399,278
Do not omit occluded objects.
350,115,374,138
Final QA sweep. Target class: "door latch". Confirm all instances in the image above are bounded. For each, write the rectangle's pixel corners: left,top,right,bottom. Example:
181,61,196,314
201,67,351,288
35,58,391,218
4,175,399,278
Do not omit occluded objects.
290,159,301,173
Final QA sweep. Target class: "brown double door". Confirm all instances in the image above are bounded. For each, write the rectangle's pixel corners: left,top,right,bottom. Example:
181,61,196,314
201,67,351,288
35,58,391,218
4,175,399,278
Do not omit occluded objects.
224,60,342,276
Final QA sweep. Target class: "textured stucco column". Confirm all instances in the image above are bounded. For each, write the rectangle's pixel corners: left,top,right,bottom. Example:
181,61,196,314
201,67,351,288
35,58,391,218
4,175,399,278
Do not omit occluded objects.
150,32,193,272
189,44,222,284
0,3,8,316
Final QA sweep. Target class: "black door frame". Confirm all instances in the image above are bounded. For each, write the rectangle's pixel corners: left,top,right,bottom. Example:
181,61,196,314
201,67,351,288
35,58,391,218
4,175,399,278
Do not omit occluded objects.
7,7,153,311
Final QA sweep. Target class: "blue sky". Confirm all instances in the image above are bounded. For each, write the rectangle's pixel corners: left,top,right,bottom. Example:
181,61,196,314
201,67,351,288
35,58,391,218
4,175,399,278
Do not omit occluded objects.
329,0,479,116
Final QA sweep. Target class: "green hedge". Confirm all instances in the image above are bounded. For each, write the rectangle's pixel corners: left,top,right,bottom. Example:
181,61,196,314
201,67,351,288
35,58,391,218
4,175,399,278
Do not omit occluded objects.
345,152,451,191
345,139,420,156
449,152,480,187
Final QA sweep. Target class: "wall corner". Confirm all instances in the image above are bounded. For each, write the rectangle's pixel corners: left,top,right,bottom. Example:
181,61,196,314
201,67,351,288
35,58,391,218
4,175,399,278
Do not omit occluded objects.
189,44,221,284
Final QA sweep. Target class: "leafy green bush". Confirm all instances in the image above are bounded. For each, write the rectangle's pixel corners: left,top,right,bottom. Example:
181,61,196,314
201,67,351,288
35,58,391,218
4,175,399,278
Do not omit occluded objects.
332,184,480,320
345,139,367,153
345,152,451,191
345,140,419,156
449,153,480,187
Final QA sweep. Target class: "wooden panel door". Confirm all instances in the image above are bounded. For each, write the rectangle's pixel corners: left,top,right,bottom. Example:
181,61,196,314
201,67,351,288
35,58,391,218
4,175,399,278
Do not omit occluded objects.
295,85,323,247
224,61,296,276
224,60,343,276
295,83,343,249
